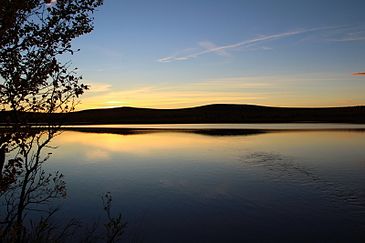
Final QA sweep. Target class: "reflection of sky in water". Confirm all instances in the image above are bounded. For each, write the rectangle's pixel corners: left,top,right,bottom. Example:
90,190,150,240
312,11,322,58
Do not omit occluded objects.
44,129,365,242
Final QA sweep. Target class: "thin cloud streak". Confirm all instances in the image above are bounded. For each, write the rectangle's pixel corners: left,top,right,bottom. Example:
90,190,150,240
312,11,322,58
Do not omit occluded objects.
352,72,365,76
86,82,113,93
323,27,365,42
158,27,333,63
328,36,365,42
198,41,230,57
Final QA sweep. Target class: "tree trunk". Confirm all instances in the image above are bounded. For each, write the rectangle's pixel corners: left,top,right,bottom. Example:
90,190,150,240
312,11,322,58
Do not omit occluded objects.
0,146,5,179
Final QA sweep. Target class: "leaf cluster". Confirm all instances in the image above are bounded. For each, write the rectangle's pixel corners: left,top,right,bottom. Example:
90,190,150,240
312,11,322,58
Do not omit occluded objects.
0,0,103,115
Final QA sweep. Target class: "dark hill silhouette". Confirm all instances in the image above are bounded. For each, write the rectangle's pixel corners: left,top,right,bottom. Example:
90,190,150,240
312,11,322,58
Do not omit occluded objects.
1,104,365,124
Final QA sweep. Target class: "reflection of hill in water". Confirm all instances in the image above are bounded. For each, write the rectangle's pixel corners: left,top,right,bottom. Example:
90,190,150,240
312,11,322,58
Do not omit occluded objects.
61,128,269,137
56,127,365,137
1,127,365,137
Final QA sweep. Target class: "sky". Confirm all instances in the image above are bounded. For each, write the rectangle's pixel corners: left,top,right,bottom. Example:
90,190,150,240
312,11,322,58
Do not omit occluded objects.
69,0,365,109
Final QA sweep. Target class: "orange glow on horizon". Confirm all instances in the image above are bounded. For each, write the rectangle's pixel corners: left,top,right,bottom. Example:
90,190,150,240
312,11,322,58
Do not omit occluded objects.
77,74,365,110
75,97,365,111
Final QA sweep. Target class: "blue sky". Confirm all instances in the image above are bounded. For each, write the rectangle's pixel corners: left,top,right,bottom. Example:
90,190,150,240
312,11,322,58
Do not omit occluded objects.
70,0,365,109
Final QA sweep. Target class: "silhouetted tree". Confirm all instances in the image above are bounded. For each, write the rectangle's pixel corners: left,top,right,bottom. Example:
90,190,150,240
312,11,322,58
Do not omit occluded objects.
0,130,127,243
0,1,129,241
0,0,103,186
0,130,66,242
0,0,103,115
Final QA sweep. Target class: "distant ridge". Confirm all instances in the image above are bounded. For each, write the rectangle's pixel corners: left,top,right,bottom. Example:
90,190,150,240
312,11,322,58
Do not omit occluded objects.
1,104,365,124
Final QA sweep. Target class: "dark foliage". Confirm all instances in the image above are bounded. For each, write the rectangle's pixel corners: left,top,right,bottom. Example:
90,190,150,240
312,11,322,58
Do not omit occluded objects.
0,1,130,242
0,0,102,117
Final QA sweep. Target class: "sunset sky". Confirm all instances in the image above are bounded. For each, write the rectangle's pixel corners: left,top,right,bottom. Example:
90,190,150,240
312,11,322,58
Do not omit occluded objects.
70,0,365,110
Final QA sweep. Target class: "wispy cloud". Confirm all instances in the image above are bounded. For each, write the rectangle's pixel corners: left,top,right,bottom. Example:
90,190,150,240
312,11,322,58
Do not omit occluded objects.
352,72,365,76
322,26,365,42
158,30,301,63
198,41,231,57
158,25,365,63
158,27,333,63
86,82,112,93
328,36,365,42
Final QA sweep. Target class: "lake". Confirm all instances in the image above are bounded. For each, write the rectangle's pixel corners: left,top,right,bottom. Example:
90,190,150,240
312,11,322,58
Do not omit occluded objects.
2,124,365,242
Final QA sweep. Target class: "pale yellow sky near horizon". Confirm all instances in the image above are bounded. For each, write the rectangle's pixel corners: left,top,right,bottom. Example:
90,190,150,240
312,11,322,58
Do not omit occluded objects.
76,73,365,110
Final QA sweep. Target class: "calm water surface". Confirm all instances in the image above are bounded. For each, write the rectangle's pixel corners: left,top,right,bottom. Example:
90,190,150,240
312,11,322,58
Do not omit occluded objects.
20,125,365,241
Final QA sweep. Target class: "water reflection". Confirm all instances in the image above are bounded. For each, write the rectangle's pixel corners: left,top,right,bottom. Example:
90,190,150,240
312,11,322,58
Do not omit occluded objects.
2,127,365,242
243,152,365,208
0,128,126,242
48,127,365,242
0,128,69,242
